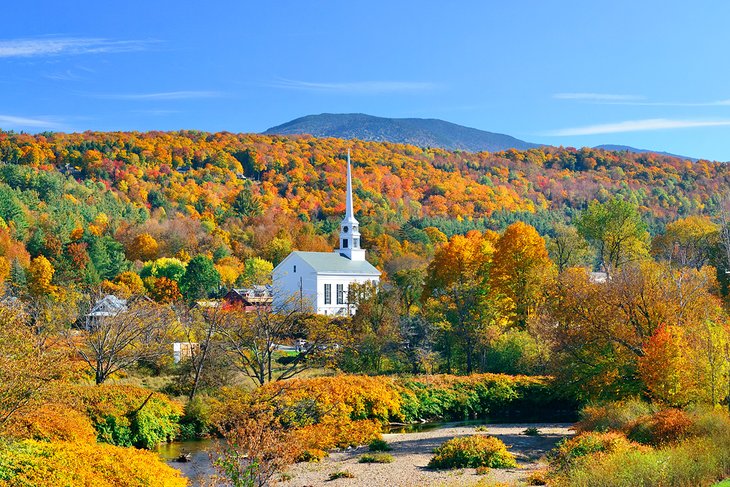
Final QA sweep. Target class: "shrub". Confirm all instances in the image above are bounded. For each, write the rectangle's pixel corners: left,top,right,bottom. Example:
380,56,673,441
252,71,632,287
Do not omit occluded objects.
296,448,328,463
554,437,727,487
687,405,730,440
575,399,654,433
65,385,183,449
626,408,693,446
292,418,382,453
2,403,97,444
523,427,541,436
329,470,355,479
359,453,394,464
0,439,187,487
178,395,212,440
475,425,489,432
526,469,548,485
550,431,644,472
368,438,392,451
475,465,490,475
399,374,553,422
428,435,517,469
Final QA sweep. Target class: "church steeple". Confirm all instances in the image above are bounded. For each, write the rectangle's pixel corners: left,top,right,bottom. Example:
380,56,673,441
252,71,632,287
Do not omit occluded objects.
338,150,365,261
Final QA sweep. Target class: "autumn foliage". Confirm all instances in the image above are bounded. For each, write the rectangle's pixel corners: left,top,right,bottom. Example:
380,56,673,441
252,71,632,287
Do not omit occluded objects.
0,440,187,487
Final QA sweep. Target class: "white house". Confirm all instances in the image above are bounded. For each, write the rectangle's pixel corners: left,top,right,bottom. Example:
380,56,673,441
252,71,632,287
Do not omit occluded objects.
272,151,381,315
85,294,128,329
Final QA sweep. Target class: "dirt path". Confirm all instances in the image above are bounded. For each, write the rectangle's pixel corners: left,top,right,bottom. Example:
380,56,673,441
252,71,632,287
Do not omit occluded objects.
284,423,573,486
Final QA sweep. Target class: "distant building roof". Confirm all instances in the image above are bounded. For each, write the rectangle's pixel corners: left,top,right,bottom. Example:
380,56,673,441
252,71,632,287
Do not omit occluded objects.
87,295,128,317
289,251,381,275
225,286,273,305
589,271,609,283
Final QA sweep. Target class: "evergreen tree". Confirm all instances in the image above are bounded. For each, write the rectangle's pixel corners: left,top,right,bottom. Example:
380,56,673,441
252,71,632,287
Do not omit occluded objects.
180,255,220,301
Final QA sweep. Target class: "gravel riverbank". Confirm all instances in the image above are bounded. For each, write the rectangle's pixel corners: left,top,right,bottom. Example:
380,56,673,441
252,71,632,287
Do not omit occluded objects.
284,422,573,486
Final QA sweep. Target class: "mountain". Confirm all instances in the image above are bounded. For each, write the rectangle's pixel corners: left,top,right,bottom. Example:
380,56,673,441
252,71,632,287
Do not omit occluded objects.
593,144,698,162
263,113,541,152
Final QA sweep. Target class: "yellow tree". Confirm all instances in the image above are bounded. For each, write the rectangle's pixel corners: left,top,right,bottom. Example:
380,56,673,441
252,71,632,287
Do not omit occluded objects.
490,222,554,328
126,233,159,262
538,262,726,401
28,255,56,297
652,215,719,269
115,271,146,296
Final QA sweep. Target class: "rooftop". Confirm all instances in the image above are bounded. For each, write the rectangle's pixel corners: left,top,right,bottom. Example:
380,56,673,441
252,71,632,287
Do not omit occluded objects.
290,251,381,275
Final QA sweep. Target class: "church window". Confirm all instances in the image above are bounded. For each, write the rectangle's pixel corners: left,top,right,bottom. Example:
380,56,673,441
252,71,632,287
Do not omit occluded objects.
343,238,348,248
337,284,345,304
324,284,331,304
354,238,359,248
343,226,349,233
293,265,297,273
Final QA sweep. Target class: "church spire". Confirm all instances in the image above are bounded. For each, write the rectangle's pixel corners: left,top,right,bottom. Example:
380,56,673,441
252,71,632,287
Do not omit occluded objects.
337,149,365,261
345,149,354,221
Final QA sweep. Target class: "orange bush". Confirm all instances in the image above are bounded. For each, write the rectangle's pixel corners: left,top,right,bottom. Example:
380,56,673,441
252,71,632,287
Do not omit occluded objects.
2,403,96,444
626,408,694,446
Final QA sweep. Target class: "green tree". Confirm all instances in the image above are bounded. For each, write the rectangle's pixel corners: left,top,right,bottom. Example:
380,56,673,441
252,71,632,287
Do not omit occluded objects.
140,257,187,282
88,236,129,281
576,197,649,273
239,257,273,287
546,223,593,273
231,184,263,219
180,254,221,301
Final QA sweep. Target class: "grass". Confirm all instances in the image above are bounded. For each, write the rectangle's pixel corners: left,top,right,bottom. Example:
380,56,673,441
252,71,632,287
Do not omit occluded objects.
552,406,730,487
329,470,355,480
368,438,392,452
359,453,395,464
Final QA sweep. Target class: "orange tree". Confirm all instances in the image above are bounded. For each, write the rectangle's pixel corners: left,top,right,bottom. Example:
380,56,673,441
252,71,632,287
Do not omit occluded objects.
489,221,554,329
0,305,68,430
423,230,495,374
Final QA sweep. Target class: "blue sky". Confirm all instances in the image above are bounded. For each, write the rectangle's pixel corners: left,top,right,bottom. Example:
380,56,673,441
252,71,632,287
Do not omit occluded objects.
3,1,730,160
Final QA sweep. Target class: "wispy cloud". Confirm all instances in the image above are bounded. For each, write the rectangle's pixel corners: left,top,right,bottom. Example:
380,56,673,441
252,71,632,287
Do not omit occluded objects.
544,118,730,136
44,65,96,81
44,69,82,81
554,93,645,102
0,36,154,58
0,114,64,129
554,92,730,107
92,91,223,100
270,78,437,94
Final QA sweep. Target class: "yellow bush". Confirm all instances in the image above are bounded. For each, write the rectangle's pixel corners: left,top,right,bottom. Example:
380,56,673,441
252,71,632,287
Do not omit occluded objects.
0,440,187,487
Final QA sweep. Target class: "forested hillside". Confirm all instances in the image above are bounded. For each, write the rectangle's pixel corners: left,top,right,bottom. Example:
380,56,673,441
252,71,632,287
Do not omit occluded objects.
0,129,727,295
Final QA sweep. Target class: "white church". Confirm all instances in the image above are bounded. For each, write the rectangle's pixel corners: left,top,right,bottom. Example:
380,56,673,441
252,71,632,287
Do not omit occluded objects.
272,151,381,315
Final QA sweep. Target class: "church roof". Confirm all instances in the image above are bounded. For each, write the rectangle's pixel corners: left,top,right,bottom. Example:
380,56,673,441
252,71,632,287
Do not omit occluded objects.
290,251,381,275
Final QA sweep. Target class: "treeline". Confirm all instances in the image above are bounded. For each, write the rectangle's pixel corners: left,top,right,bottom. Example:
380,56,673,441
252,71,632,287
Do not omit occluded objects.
0,131,729,400
0,130,729,302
